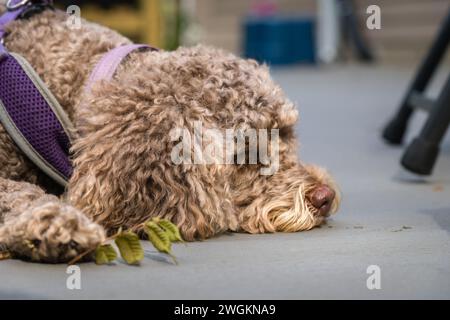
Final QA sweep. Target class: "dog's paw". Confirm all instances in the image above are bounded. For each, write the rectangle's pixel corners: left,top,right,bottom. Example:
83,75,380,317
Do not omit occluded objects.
0,198,105,263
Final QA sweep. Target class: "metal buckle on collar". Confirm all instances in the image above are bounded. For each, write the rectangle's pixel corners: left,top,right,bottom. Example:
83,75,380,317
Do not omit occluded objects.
7,0,31,11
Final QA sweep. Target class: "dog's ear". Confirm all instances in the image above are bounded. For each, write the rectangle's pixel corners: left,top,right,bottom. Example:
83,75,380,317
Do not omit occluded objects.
67,119,237,239
66,110,171,232
67,88,236,238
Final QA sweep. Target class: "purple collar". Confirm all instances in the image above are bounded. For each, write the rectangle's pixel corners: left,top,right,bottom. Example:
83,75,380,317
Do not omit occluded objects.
0,0,156,186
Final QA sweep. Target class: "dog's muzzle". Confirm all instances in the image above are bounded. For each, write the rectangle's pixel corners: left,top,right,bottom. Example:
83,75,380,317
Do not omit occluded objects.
309,185,336,217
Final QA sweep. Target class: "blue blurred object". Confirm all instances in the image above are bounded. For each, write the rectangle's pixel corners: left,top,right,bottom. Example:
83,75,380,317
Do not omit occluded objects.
244,16,316,65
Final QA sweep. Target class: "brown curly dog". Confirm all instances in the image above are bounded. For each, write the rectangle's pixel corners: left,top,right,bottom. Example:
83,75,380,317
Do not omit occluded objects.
0,6,340,263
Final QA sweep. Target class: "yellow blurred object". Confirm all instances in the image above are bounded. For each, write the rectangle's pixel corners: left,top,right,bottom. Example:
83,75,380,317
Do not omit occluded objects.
81,0,163,47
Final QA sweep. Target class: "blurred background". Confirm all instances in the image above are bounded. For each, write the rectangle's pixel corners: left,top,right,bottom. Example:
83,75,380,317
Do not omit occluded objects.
58,0,450,66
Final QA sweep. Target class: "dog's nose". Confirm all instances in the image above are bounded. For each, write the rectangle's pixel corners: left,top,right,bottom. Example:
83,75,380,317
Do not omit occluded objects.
310,185,335,216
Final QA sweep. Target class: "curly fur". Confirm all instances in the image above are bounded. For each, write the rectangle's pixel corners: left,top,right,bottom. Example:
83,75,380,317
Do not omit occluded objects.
0,6,340,263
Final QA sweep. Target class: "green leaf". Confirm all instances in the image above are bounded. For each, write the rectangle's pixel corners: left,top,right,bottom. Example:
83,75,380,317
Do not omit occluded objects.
145,221,171,254
115,232,144,265
95,244,117,265
158,219,184,242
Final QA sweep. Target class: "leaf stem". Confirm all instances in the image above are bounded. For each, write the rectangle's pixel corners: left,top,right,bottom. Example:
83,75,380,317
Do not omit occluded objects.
68,247,96,265
67,222,147,265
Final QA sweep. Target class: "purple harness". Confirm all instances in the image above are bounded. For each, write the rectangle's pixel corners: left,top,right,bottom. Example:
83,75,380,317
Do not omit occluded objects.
0,0,154,186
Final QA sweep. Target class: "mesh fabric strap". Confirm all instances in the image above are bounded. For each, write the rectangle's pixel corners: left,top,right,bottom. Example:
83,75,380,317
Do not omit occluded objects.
0,51,73,186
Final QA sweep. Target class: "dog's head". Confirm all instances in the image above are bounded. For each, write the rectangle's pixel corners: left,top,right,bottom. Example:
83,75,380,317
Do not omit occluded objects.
67,44,340,236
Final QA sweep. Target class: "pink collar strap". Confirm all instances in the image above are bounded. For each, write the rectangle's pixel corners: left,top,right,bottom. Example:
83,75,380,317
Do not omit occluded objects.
85,44,157,95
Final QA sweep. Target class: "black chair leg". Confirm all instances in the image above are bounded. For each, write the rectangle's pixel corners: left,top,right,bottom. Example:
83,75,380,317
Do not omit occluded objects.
401,74,450,175
383,11,450,145
338,0,375,62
